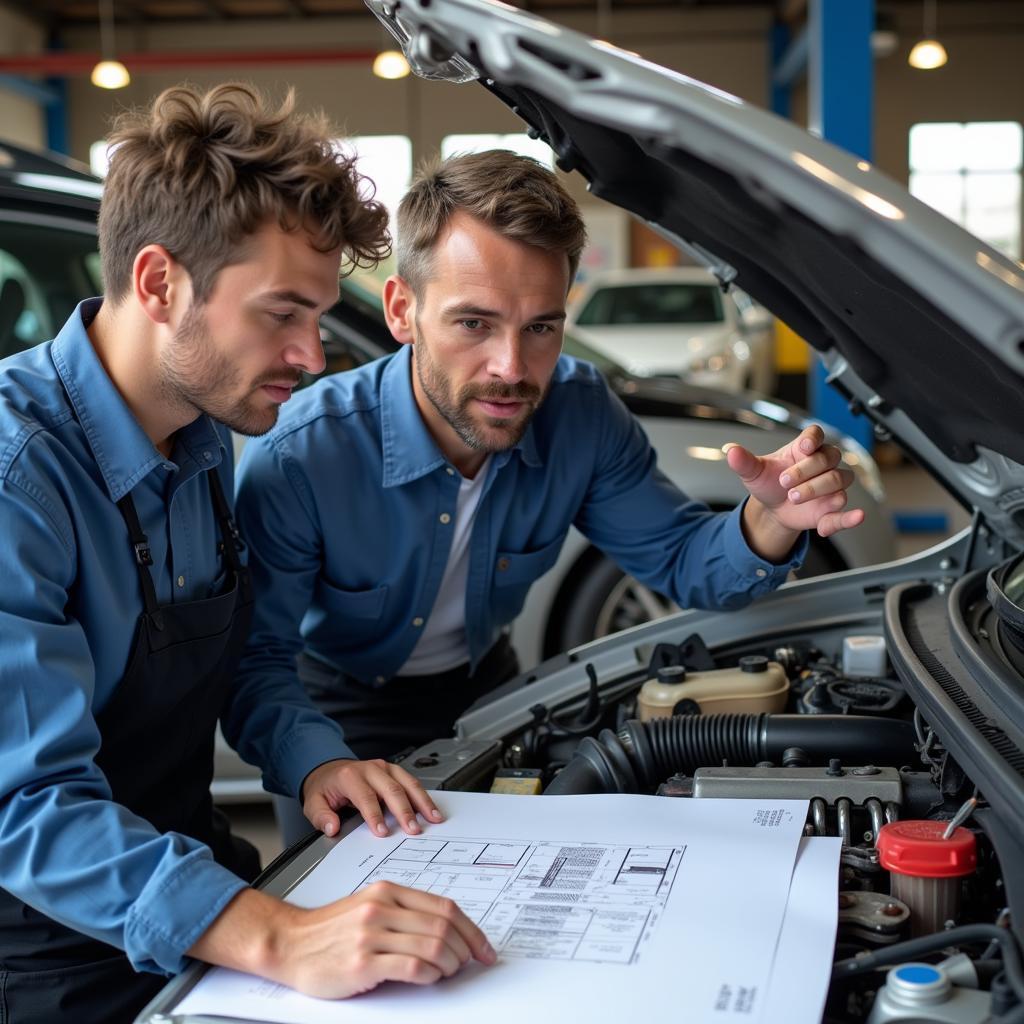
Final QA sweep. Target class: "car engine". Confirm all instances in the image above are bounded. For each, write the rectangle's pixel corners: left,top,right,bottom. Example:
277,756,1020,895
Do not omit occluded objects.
399,538,1024,1023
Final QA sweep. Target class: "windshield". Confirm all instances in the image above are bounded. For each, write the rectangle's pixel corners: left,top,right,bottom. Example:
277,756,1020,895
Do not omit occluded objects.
575,282,724,327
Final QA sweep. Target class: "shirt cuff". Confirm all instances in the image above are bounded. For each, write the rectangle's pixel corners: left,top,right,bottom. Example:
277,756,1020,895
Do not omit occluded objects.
722,500,808,592
266,721,356,799
125,846,248,975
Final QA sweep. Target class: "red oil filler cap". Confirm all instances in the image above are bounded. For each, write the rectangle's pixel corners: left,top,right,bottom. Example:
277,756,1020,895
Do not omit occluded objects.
877,820,977,878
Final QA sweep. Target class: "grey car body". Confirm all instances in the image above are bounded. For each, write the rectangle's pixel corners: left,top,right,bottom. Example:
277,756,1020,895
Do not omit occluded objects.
359,0,1024,1018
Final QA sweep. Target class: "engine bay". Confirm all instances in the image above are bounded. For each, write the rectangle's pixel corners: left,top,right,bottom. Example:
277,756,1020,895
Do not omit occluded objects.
399,533,1024,1023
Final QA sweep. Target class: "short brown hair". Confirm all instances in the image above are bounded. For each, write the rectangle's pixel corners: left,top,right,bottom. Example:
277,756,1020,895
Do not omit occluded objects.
395,150,586,294
99,83,390,303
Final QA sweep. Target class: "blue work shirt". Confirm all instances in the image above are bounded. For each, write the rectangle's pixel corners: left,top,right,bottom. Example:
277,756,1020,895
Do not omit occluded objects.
235,345,805,690
0,301,348,976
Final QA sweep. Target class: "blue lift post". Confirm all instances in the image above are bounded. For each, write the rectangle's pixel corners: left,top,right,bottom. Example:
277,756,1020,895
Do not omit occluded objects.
771,0,876,453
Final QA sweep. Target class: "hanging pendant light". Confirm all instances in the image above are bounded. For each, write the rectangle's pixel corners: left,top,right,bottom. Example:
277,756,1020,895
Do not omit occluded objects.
372,50,410,79
908,0,948,70
91,0,130,89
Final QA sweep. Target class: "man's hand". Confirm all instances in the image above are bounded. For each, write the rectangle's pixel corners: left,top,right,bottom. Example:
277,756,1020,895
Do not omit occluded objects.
724,424,865,562
302,758,443,838
190,883,497,1000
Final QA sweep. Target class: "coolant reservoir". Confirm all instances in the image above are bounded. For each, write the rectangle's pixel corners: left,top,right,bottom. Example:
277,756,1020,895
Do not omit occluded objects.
637,656,789,721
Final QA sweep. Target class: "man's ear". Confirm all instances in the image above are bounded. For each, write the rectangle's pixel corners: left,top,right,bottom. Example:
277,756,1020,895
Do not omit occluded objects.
132,244,192,326
382,274,416,346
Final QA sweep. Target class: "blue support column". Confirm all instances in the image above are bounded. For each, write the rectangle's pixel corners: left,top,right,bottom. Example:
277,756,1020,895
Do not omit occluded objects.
44,76,69,155
807,0,875,451
769,22,793,119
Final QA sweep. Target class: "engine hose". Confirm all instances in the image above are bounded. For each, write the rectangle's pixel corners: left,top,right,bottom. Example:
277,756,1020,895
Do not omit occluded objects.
544,713,918,795
832,923,1024,1010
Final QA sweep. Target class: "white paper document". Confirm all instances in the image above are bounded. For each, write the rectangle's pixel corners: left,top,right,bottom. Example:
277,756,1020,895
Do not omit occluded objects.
174,791,833,1024
762,836,843,1024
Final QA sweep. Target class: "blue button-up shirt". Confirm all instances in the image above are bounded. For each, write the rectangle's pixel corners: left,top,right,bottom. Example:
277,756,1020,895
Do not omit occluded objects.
235,346,805,691
0,301,348,976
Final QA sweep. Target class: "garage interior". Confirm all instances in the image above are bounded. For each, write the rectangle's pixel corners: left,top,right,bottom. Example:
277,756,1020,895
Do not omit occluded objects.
1,0,1023,1018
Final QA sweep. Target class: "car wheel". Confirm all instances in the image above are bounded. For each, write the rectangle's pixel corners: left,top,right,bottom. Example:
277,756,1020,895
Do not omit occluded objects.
552,535,847,652
554,555,676,651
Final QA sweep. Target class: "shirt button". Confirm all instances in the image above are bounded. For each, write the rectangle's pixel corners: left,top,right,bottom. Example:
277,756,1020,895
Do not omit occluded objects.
375,675,386,685
413,617,424,627
176,575,186,588
203,450,212,461
755,568,768,579
497,557,510,572
446,467,455,476
439,513,451,524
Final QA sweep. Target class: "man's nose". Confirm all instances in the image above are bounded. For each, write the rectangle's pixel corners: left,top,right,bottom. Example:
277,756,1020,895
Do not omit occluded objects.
283,321,327,376
487,333,526,384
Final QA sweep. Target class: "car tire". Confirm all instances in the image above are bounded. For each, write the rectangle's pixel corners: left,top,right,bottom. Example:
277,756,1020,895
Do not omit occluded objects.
551,535,846,653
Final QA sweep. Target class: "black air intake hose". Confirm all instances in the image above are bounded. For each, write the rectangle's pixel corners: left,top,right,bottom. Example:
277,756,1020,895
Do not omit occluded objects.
544,713,918,795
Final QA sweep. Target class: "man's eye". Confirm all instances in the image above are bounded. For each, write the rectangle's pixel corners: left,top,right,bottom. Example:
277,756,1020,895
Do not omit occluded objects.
270,311,295,324
459,319,483,331
527,322,556,335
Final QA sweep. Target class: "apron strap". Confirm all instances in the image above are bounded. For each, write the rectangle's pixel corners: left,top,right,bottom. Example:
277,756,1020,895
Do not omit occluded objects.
206,467,246,577
114,491,162,623
114,463,247,628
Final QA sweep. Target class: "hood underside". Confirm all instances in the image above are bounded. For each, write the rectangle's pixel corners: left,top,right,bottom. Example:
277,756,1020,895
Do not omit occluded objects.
367,0,1024,544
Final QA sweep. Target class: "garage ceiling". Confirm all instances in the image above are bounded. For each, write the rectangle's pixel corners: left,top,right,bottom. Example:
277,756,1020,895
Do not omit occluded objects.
8,0,1022,29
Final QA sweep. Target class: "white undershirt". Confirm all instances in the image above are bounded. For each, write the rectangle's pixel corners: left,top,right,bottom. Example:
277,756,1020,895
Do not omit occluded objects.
399,457,492,676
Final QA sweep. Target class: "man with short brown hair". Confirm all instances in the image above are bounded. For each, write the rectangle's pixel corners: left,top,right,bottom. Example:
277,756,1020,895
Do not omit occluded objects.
237,149,864,847
0,84,493,1024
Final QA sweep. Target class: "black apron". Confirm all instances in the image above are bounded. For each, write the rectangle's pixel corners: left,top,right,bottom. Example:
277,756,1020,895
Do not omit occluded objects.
0,468,258,1024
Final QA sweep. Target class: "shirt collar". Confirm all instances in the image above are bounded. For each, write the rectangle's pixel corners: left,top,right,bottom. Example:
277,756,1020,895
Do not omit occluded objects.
51,299,225,502
379,345,542,488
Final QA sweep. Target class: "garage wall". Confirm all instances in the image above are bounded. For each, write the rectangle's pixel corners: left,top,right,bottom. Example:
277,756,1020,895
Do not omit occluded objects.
0,7,46,149
787,2,1024,183
60,4,772,179
11,0,1018,220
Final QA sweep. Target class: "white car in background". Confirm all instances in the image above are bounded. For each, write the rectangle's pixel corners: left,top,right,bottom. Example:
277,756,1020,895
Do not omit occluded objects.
568,266,775,393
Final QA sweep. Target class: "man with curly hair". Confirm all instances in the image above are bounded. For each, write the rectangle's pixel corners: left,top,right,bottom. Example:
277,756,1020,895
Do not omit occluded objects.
0,84,493,1023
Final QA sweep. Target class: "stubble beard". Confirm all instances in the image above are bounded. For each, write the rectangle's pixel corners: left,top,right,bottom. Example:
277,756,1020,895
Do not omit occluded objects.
159,304,296,437
412,331,546,453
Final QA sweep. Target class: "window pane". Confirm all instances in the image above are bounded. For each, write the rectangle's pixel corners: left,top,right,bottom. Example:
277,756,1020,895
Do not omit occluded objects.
964,173,1022,259
441,133,555,167
909,172,964,222
335,135,412,230
963,122,1023,172
909,123,965,173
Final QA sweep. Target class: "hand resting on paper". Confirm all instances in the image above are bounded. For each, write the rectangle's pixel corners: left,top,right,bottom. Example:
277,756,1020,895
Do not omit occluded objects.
188,880,496,998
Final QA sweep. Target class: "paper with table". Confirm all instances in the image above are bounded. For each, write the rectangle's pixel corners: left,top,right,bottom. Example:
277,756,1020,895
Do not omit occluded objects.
174,791,841,1024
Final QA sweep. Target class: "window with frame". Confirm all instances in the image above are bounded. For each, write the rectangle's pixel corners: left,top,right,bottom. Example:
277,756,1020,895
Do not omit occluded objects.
909,121,1023,260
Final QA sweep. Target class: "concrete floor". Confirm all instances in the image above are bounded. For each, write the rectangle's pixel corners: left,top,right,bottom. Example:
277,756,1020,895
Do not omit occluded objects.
226,458,973,872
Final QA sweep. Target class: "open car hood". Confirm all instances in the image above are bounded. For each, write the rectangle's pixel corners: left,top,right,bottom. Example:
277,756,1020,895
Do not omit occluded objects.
367,0,1024,546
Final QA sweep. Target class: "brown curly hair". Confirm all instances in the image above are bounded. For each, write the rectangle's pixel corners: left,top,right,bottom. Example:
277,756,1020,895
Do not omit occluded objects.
99,82,390,303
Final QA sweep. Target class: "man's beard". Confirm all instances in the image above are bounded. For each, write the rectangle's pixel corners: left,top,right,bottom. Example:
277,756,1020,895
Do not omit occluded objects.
159,304,298,437
413,333,545,453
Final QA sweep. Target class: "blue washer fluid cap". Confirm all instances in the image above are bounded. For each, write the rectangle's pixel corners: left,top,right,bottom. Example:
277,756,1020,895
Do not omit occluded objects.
894,965,943,986
887,963,952,1008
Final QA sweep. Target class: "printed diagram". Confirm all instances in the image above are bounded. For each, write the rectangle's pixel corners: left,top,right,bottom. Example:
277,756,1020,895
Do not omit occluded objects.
355,837,685,965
